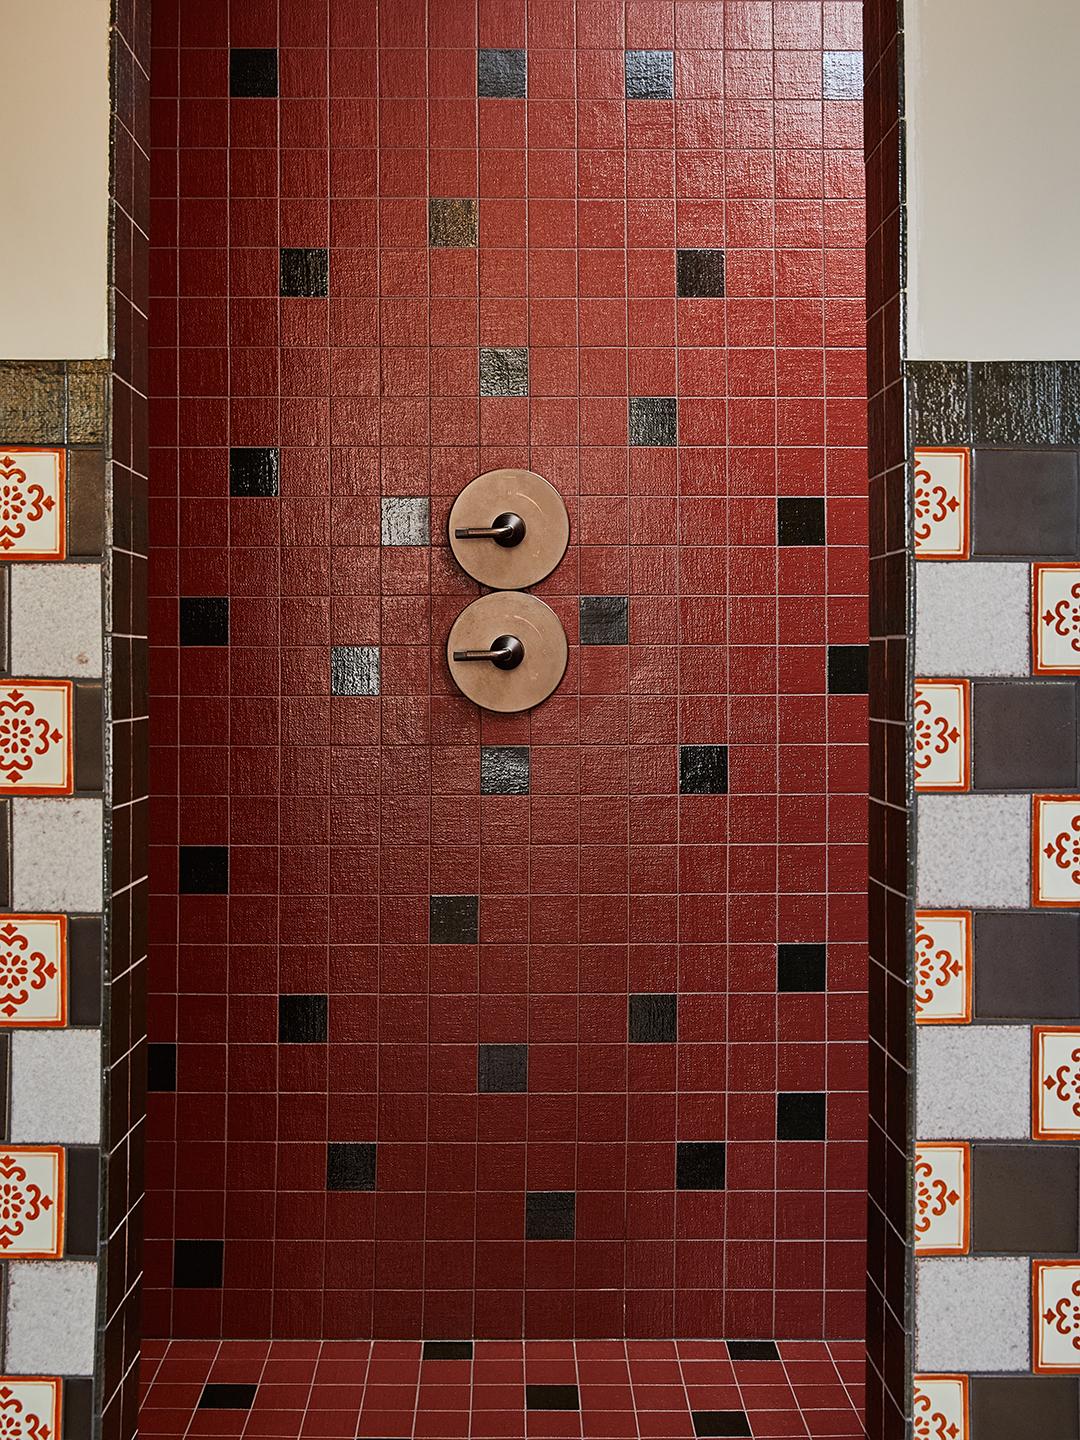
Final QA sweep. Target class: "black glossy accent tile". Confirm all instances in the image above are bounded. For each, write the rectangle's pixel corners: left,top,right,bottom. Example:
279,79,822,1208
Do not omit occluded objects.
66,448,106,557
199,1384,258,1410
973,682,1077,790
972,362,1061,446
525,1191,575,1239
63,1379,93,1440
579,595,628,646
676,1141,726,1190
279,994,327,1044
972,449,1079,557
178,845,228,895
478,1043,527,1093
777,1092,826,1140
974,911,1080,1019
969,1376,1079,1440
68,916,103,1026
778,944,827,992
478,48,526,98
65,1146,100,1257
279,248,328,298
909,361,970,447
331,645,379,696
828,645,869,694
179,596,228,646
625,49,674,99
229,447,279,498
629,993,677,1043
326,1141,375,1191
726,1341,780,1361
777,496,826,546
692,1414,752,1439
971,1145,1078,1254
147,1042,176,1092
629,395,677,446
429,198,478,248
526,1386,579,1411
74,682,103,792
676,250,725,298
423,1341,473,1360
679,744,728,795
173,1238,224,1288
481,745,529,795
229,48,277,98
430,894,478,944
479,347,529,396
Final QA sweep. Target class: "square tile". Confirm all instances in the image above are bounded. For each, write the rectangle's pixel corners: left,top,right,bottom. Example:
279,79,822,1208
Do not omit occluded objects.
974,911,1080,1020
917,1026,1030,1140
679,745,728,795
179,845,228,894
430,894,478,944
691,1414,751,1439
917,793,1030,910
326,1142,376,1191
676,251,725,299
0,1379,62,1440
381,498,430,546
478,49,526,97
969,1376,1079,1439
915,1143,969,1255
1035,565,1080,673
973,449,1079,558
0,1147,62,1256
423,1341,472,1360
429,198,477,248
147,1043,177,1091
777,1092,825,1140
0,449,64,560
0,915,65,1026
0,682,72,794
625,50,674,99
822,51,863,99
676,1141,725,1190
629,397,677,447
478,1043,527,1093
827,646,868,694
480,746,529,795
173,1239,224,1288
1035,1028,1080,1138
480,348,529,397
916,561,1030,677
973,682,1078,790
230,447,279,498
777,943,826,992
915,1255,1029,1373
200,1384,258,1410
179,597,229,646
230,48,277,97
280,248,328,298
913,1377,968,1440
525,1191,575,1239
278,994,328,1044
1035,1261,1080,1373
972,1145,1079,1254
915,680,970,791
915,911,972,1024
629,994,677,1043
777,496,826,546
331,646,379,696
525,1386,578,1411
579,596,628,646
727,1342,779,1361
914,448,969,559
1034,796,1080,905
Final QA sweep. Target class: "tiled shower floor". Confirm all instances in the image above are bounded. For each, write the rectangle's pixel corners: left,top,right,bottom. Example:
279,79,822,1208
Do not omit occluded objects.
139,1338,865,1439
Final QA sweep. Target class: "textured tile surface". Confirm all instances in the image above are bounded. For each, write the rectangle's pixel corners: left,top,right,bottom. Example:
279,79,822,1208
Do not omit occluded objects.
12,799,102,912
380,497,429,546
916,562,1030,676
479,348,528,397
628,396,677,446
230,48,277,98
10,1029,100,1143
279,248,328,298
972,449,1079,558
5,1260,97,1374
916,1026,1030,1139
330,645,379,695
428,198,477,247
478,48,526,98
822,51,863,98
10,565,101,677
915,1256,1029,1372
974,910,1080,1019
625,50,673,99
916,793,1030,908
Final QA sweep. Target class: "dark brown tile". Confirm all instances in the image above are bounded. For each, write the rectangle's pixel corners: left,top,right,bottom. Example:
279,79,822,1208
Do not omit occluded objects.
969,1376,1078,1440
976,1142,1080,1253
65,1146,101,1257
972,682,1077,790
429,197,477,247
972,448,1079,557
974,911,1080,1020
69,917,103,1027
67,448,106,558
75,682,104,792
0,363,65,443
66,362,110,444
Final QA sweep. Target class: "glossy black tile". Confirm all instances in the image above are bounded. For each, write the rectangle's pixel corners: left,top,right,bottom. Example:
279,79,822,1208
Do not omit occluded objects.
525,1191,575,1239
625,49,674,99
777,496,826,546
679,744,728,795
973,682,1077,790
65,1146,100,1257
969,1376,1079,1440
478,1043,527,1093
172,1239,224,1288
777,943,827,992
430,894,478,944
330,645,379,695
579,596,628,646
676,1141,726,1190
147,1043,176,1092
75,682,103,792
676,250,725,298
480,745,529,795
479,347,529,396
692,1413,752,1439
971,1145,1078,1254
229,48,277,98
726,1341,779,1361
423,1341,473,1360
526,1386,579,1411
278,994,327,1044
178,597,228,647
972,449,1079,557
229,447,279,498
326,1141,376,1191
178,846,228,895
628,993,677,1043
629,396,677,446
199,1385,258,1410
66,448,106,557
777,1092,826,1140
279,248,328,298
68,916,103,1026
429,198,478,248
972,362,1062,446
828,645,869,694
974,911,1080,1019
908,361,971,447
478,48,526,97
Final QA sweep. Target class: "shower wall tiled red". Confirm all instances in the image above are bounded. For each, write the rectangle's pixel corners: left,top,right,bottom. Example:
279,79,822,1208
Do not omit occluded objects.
146,0,867,1341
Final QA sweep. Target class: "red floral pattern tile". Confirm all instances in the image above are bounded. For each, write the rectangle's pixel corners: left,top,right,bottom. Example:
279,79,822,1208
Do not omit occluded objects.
0,449,65,561
0,683,72,794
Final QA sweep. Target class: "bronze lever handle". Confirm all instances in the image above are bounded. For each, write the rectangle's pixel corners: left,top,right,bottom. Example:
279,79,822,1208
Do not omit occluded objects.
453,511,526,548
452,634,525,670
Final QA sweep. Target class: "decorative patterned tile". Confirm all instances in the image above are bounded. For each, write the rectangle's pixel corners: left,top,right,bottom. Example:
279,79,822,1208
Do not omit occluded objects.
1035,1260,1080,1373
915,1144,969,1255
0,1378,62,1440
0,1147,63,1256
913,1375,968,1440
0,684,71,794
0,450,64,561
914,448,970,559
0,916,65,1026
1034,795,1080,906
915,680,970,791
1033,1027,1080,1139
1034,564,1080,673
915,911,972,1024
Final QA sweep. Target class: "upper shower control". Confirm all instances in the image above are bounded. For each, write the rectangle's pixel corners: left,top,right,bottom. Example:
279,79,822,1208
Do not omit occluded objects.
447,469,569,589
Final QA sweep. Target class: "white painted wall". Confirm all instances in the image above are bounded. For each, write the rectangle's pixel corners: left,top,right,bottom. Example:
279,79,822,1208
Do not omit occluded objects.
906,0,1080,360
0,0,110,359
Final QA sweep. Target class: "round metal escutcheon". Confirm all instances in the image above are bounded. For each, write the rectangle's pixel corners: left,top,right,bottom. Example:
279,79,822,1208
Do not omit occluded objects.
447,469,570,589
446,591,569,713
